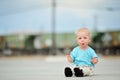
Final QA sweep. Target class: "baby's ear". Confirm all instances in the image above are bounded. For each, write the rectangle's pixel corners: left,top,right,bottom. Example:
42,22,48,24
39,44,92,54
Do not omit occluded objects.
88,39,91,43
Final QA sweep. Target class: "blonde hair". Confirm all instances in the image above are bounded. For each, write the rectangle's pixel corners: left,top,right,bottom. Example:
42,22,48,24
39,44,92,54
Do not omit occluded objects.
75,27,90,37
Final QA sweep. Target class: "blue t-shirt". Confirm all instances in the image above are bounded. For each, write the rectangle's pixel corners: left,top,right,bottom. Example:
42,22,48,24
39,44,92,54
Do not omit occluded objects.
70,46,98,67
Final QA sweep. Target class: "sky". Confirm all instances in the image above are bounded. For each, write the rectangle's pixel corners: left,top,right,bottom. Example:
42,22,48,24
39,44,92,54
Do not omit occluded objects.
0,0,120,35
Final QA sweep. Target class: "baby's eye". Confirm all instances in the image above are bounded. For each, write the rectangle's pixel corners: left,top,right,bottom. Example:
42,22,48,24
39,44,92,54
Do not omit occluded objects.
84,37,87,39
79,37,82,39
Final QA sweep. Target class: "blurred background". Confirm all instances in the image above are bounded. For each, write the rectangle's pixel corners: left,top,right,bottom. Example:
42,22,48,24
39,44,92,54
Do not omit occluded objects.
0,0,120,56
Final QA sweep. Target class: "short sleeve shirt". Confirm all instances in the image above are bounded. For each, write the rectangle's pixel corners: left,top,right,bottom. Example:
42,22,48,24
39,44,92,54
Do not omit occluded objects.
70,46,98,67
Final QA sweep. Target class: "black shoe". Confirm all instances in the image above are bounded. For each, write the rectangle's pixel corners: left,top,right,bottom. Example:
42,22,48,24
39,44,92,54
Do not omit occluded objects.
64,67,73,77
74,67,84,77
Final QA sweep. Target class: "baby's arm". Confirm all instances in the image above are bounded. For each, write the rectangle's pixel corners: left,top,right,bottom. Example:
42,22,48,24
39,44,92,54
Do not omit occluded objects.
91,57,98,64
67,53,73,63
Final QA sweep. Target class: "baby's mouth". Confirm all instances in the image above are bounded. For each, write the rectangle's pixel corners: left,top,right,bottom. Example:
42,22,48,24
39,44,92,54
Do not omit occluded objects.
81,43,85,45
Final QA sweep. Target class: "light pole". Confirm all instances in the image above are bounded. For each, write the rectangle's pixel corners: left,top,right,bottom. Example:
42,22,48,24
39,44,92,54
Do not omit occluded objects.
93,15,98,32
51,0,56,55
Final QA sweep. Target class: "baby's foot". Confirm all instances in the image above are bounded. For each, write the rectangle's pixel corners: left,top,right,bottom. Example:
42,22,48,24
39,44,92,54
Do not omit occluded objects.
74,67,83,77
64,67,73,77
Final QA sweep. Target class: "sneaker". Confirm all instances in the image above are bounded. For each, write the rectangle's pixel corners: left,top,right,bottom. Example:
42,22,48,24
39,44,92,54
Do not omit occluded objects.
64,67,73,77
74,67,84,77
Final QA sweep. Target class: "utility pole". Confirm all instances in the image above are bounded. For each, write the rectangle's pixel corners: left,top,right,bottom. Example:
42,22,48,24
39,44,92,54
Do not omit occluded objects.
51,0,56,55
94,15,98,32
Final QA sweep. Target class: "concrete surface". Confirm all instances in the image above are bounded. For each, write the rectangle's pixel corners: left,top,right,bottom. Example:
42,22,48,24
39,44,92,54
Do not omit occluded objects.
0,55,120,80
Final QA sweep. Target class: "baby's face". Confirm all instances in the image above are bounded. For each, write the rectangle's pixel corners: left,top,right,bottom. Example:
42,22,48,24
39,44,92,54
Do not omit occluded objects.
76,31,90,48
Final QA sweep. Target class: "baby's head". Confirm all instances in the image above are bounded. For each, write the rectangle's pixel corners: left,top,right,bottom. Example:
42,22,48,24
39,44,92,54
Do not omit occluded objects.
75,28,91,49
75,28,90,37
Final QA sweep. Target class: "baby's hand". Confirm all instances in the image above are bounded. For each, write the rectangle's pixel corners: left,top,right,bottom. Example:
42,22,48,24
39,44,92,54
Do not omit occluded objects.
91,57,98,64
66,53,73,63
66,53,70,58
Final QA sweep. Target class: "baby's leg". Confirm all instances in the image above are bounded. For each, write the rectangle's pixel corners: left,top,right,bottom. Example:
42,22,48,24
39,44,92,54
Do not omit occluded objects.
80,66,94,76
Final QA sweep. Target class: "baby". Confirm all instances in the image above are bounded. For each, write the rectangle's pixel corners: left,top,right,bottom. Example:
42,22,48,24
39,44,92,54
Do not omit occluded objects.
64,28,98,77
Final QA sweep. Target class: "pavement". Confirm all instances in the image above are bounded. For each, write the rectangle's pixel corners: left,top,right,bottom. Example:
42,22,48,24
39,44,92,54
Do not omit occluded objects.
0,55,120,80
